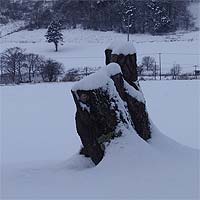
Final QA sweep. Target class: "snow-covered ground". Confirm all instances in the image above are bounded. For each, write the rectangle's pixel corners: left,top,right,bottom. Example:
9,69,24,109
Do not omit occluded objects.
0,22,199,198
0,20,25,38
1,80,199,199
0,28,199,74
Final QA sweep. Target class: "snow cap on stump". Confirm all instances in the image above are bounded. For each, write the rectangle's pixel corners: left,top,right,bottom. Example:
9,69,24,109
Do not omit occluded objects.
72,63,122,91
106,63,122,77
105,41,138,83
107,41,136,55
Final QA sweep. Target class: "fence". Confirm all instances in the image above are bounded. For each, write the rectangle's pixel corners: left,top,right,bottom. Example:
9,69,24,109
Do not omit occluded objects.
61,52,200,81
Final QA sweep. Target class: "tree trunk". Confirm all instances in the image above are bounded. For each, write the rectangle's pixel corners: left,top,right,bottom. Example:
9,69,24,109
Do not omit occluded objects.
105,49,112,65
72,87,120,165
28,68,32,82
55,42,58,52
105,49,138,85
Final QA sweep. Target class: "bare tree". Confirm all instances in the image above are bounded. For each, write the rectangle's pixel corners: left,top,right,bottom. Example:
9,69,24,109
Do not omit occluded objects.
0,47,64,84
137,64,144,76
1,47,26,83
39,59,64,82
171,64,181,80
63,68,80,82
141,56,156,71
25,53,44,82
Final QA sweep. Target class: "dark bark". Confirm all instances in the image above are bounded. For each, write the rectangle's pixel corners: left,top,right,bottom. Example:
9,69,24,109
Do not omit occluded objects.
105,49,138,84
110,73,151,141
111,53,138,84
55,42,58,52
28,68,32,82
105,49,112,65
125,94,151,141
72,88,119,165
106,49,150,140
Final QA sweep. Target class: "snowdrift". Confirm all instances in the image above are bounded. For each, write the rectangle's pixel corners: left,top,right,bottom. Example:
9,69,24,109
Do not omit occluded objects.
62,122,199,199
1,82,199,199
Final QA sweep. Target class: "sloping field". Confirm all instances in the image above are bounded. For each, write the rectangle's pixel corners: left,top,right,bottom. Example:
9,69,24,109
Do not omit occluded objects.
0,28,199,73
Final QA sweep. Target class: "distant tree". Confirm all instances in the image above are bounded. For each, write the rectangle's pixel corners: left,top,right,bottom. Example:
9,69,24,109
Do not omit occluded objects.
39,59,64,82
118,0,137,33
45,20,63,52
1,47,26,83
24,53,44,82
0,47,64,84
141,56,156,71
1,0,194,34
27,1,53,29
146,0,171,34
137,64,145,76
0,13,9,24
63,68,80,82
171,64,181,80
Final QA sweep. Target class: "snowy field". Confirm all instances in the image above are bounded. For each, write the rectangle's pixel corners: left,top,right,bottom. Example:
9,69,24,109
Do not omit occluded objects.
0,21,25,38
0,28,199,74
0,23,200,199
1,80,199,199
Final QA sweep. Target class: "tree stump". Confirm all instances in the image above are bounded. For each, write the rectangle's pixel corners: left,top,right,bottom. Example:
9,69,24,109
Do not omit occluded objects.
72,42,151,165
71,68,129,165
105,41,138,85
105,42,151,141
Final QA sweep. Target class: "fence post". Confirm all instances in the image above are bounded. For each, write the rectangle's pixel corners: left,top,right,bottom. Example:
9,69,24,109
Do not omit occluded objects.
154,61,157,80
159,53,162,80
127,15,130,42
194,65,197,79
0,54,2,83
85,67,88,76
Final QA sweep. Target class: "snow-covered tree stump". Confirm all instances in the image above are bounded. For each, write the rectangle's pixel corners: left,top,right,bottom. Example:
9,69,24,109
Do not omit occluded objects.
105,42,151,141
71,64,128,165
72,42,151,165
105,42,138,85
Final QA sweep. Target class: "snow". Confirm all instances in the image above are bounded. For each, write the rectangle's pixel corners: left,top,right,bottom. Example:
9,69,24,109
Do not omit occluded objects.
124,80,145,103
72,63,121,91
0,24,199,198
142,80,200,150
72,69,110,91
107,41,137,55
106,62,121,77
79,102,90,112
1,80,199,199
0,20,25,38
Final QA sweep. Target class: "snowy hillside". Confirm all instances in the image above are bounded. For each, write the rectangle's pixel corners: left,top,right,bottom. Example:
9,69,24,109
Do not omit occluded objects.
0,21,25,38
1,81,199,199
0,28,199,74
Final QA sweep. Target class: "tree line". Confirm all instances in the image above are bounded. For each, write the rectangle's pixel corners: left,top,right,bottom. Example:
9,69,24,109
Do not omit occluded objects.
0,0,196,34
0,48,198,85
0,47,64,84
